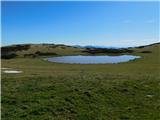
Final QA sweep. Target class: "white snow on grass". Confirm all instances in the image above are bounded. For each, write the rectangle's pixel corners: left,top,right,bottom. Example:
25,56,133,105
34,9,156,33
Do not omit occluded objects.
1,68,23,74
3,70,23,74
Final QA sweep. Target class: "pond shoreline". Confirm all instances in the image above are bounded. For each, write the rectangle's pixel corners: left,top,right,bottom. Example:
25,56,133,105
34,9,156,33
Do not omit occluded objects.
45,55,141,64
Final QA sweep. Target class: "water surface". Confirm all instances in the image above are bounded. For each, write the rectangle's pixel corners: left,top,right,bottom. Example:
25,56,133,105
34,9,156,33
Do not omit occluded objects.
46,55,140,64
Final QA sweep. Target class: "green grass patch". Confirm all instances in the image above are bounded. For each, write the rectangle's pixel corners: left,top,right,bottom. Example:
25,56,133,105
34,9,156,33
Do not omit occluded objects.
1,44,160,120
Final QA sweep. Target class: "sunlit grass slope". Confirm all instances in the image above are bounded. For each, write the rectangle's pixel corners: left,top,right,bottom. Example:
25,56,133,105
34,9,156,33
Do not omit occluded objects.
1,43,160,120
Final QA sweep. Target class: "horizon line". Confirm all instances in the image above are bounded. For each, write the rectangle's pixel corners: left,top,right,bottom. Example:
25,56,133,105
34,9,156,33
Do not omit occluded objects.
1,42,160,48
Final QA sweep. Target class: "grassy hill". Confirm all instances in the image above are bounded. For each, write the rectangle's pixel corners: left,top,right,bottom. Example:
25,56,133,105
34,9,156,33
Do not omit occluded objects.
1,43,160,120
2,43,159,59
1,44,85,58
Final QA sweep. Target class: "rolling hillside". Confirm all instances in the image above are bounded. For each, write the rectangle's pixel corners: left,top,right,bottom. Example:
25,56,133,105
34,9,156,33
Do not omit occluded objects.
1,42,160,120
2,42,159,59
1,44,85,58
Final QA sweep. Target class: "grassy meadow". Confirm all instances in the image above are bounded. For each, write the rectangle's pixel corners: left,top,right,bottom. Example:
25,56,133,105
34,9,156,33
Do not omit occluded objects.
1,44,160,120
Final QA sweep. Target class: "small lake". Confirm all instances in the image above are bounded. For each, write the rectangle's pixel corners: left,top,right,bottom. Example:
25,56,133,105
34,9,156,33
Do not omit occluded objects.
46,55,140,64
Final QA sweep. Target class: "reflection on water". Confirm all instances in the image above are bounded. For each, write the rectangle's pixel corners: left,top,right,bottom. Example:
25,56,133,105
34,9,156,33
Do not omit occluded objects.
46,55,141,64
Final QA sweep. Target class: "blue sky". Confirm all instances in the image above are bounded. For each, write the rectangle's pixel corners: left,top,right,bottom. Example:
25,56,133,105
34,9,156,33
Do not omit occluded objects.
2,1,159,47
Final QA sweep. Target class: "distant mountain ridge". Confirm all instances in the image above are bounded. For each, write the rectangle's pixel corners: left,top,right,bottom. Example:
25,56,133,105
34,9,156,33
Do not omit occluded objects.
73,42,160,49
72,45,125,49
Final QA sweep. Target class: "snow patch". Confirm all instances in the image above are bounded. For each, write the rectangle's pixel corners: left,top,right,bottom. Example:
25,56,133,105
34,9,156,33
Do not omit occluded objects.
3,70,23,74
